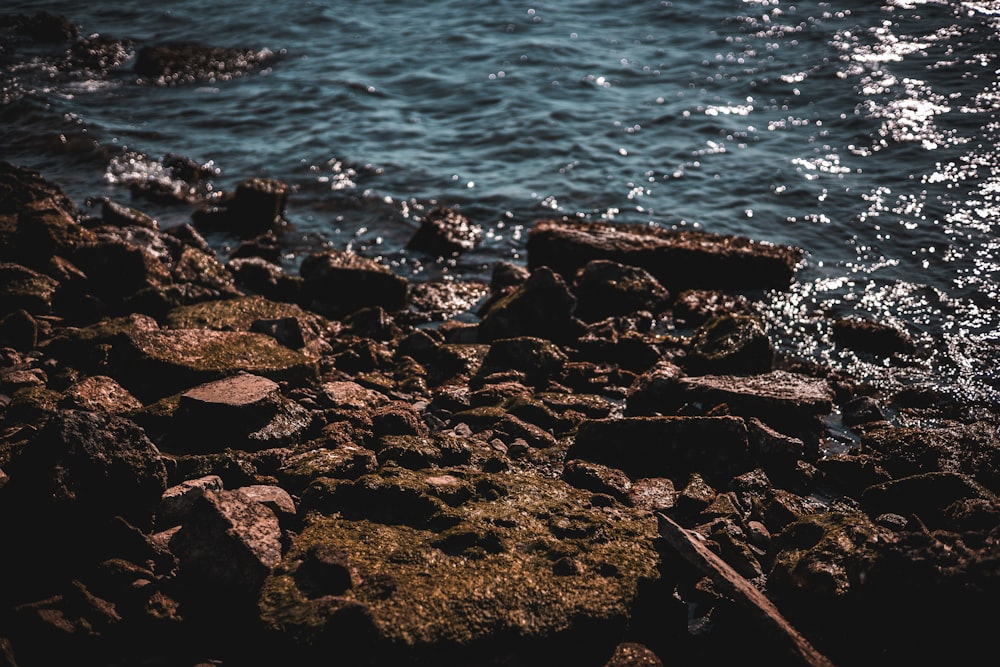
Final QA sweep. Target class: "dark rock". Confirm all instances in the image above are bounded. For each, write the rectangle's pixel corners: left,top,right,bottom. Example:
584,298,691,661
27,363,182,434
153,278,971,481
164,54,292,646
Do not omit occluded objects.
627,477,677,512
832,317,915,357
6,11,78,42
572,260,670,322
526,218,802,291
568,416,751,486
490,260,530,291
476,336,568,386
477,266,585,343
229,230,282,263
278,445,379,494
192,177,290,237
841,395,888,427
405,206,482,256
0,309,39,349
134,42,278,86
685,314,773,375
673,289,754,326
860,472,998,530
299,249,409,317
405,279,489,325
228,256,305,303
98,198,158,230
603,642,663,666
4,410,167,526
157,474,225,528
0,263,59,316
562,459,633,504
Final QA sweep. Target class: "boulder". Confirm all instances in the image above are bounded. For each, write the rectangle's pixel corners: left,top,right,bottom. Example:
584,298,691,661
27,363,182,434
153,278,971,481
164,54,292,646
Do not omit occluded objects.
299,249,409,317
405,206,482,256
526,218,802,291
477,267,584,343
684,314,773,375
134,42,278,85
169,489,283,595
571,260,670,322
192,177,290,236
568,416,751,486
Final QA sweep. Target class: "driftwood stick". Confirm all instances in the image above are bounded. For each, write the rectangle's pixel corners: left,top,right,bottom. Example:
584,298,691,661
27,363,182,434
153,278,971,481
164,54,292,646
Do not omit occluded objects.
657,512,835,667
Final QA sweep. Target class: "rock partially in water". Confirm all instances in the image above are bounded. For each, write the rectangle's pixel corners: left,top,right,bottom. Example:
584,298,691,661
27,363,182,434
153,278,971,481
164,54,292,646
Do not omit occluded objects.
526,218,802,292
134,42,279,86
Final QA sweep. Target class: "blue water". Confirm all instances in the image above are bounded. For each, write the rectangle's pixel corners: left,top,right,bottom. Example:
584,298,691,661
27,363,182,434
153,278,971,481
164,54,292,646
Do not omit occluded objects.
3,0,1000,405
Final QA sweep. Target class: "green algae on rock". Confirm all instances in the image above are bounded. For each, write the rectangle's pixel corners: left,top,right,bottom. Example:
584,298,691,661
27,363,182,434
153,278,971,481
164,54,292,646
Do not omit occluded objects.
260,467,663,664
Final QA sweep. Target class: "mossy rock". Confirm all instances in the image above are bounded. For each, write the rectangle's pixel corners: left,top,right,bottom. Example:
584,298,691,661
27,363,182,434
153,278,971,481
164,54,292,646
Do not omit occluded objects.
260,468,663,664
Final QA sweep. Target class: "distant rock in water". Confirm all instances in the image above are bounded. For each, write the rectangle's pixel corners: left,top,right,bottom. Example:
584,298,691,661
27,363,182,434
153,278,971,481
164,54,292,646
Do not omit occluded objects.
134,42,279,85
0,11,78,42
526,218,803,292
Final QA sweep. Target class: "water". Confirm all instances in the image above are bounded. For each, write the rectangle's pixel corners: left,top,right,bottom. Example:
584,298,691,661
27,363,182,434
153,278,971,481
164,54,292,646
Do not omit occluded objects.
2,0,999,406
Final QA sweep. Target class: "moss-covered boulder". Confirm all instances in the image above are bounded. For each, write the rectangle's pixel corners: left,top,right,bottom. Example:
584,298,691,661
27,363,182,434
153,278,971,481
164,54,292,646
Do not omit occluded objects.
260,467,664,664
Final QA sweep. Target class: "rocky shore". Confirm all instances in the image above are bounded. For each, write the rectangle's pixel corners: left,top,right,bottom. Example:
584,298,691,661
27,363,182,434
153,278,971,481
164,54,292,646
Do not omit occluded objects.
1,157,998,667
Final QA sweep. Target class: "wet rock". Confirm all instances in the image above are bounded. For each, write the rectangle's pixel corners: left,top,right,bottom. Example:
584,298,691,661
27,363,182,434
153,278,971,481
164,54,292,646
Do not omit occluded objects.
405,206,482,256
97,198,158,230
405,279,489,325
3,11,78,42
526,218,802,291
477,266,585,343
134,42,278,86
568,416,751,486
192,177,290,237
169,488,282,595
832,317,915,357
68,34,135,71
229,230,282,263
603,642,663,666
673,289,754,326
299,249,409,317
684,314,773,375
228,256,305,303
841,395,888,428
571,260,670,323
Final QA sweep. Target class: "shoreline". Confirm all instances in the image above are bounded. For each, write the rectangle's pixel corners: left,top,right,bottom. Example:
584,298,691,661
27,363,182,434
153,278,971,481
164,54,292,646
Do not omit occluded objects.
1,161,998,665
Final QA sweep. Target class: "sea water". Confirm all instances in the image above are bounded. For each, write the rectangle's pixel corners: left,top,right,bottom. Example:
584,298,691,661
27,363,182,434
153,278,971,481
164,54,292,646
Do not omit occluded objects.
2,0,999,405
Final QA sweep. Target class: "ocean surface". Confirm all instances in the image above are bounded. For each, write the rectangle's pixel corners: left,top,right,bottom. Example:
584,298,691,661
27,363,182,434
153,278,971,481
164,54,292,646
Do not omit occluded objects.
2,0,999,407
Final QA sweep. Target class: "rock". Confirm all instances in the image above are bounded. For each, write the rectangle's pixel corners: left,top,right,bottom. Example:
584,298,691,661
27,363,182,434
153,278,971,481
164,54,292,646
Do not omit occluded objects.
405,206,482,256
299,249,409,317
109,328,318,401
262,468,663,664
841,395,888,428
630,370,833,449
170,488,282,597
0,309,39,349
860,472,998,530
562,459,633,504
526,218,802,291
234,484,297,522
4,11,78,42
475,336,568,386
192,177,290,237
832,317,915,357
0,263,59,316
134,42,278,86
58,375,144,414
568,416,751,486
404,279,489,325
572,260,670,323
4,410,167,526
227,256,305,304
98,198,158,230
157,474,225,528
603,642,663,666
685,314,773,375
627,478,677,512
168,373,313,452
477,267,585,343
278,445,379,494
